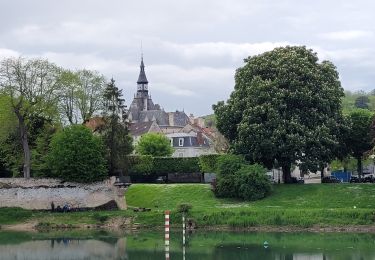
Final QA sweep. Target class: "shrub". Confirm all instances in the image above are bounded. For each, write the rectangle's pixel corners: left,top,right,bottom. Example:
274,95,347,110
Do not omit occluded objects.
127,156,200,176
135,133,174,157
47,125,107,183
153,157,199,174
214,176,238,198
214,162,272,201
177,203,192,214
128,155,153,175
198,154,222,172
235,164,272,200
216,154,246,176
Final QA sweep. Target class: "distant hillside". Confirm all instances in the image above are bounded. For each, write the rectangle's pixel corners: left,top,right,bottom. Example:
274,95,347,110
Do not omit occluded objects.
342,90,375,114
201,114,216,128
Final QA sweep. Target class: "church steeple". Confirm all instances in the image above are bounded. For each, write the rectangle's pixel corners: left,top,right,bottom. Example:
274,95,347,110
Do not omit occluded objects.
137,57,148,85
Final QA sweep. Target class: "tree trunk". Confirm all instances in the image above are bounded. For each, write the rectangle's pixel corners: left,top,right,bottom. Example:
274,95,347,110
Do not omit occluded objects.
320,165,325,180
357,156,362,180
16,113,31,178
282,164,292,184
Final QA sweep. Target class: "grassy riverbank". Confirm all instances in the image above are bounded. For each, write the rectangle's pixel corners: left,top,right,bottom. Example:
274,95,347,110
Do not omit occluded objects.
127,184,375,228
1,183,374,230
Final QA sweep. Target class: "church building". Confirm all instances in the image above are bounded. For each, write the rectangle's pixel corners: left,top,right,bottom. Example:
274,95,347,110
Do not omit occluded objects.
128,57,216,157
128,57,190,127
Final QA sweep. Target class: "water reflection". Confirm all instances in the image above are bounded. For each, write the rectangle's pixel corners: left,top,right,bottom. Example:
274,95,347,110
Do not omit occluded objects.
0,231,374,260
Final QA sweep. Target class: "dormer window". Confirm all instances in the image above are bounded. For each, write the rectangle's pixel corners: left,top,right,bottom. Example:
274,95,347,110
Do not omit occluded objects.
179,138,184,146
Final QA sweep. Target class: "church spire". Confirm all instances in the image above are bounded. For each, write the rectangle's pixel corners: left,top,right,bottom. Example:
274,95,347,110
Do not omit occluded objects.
137,57,148,84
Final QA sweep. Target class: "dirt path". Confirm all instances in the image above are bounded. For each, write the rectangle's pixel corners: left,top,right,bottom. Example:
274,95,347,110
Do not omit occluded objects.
1,221,38,232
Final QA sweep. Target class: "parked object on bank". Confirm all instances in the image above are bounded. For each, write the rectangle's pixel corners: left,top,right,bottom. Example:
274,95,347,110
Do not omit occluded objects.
322,176,341,183
350,175,360,183
291,177,304,184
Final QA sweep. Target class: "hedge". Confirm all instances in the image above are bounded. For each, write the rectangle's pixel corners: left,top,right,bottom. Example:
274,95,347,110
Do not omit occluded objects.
153,157,200,174
127,156,200,176
127,155,153,175
198,154,222,172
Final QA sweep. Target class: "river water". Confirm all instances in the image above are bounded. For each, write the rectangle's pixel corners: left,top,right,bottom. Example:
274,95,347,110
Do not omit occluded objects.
0,230,374,259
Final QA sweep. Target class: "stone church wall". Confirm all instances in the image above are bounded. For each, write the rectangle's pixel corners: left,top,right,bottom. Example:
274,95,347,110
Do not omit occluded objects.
0,178,126,210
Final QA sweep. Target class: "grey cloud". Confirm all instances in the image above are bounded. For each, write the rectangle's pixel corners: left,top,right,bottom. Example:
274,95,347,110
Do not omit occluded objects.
0,0,374,115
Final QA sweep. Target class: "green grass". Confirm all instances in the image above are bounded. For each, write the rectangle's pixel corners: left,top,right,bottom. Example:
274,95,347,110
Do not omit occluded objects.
126,183,375,228
126,183,375,210
0,208,134,228
0,207,33,225
1,183,375,229
126,184,220,210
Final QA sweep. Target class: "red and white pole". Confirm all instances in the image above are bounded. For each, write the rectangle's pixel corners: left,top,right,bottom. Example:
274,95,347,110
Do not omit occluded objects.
182,213,186,260
165,210,170,260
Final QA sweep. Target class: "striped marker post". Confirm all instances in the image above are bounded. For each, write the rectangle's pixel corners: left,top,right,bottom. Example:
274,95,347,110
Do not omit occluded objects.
182,213,186,260
165,210,170,260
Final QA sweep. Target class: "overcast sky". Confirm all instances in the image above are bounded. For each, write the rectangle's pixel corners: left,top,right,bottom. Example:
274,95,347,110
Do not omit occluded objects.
0,0,374,116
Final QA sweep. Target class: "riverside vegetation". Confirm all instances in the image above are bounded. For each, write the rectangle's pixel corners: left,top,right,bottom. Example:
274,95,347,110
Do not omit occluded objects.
1,183,375,230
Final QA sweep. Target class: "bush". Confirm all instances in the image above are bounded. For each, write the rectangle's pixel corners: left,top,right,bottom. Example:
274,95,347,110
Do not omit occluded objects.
135,133,174,157
214,162,272,201
214,176,238,198
198,154,222,172
177,203,192,214
47,125,107,183
153,157,200,175
216,154,246,176
127,155,153,175
127,156,200,176
235,164,272,200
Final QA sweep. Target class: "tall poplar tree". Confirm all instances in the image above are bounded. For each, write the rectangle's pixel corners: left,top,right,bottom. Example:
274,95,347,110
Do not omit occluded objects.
101,78,133,175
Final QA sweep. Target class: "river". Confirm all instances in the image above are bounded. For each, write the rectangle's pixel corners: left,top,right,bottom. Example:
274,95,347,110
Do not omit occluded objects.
0,230,374,259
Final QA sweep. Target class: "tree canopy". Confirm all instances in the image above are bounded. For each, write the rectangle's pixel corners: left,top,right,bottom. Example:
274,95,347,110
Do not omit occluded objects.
101,78,133,175
345,109,374,177
0,57,60,178
47,125,107,183
136,133,174,157
214,46,345,183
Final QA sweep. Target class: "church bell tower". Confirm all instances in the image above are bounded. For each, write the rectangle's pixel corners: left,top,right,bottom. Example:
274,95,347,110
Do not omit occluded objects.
136,57,149,111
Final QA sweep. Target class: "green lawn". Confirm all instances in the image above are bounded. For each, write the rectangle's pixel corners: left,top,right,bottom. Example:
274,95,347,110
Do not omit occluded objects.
126,183,375,210
126,183,375,228
126,184,220,210
1,183,374,229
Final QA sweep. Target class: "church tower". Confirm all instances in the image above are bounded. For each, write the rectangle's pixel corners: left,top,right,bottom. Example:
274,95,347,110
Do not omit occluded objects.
137,57,148,94
136,57,149,111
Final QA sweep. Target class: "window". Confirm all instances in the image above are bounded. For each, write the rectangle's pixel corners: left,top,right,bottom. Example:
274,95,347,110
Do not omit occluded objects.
178,138,184,146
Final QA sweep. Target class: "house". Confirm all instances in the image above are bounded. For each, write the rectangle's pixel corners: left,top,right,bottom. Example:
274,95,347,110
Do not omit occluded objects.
128,121,162,142
166,132,214,157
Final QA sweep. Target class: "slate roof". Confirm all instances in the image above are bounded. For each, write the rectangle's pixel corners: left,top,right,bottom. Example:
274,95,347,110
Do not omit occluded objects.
129,121,154,136
167,111,190,126
139,110,169,125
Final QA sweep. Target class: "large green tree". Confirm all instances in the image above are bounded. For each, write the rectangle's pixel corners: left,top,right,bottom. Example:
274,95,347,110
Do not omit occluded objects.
101,78,133,175
0,57,60,178
47,125,107,183
57,69,105,125
346,109,374,178
214,46,345,183
136,133,174,157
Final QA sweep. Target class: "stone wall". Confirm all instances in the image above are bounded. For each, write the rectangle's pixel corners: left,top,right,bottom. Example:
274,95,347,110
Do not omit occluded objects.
0,177,126,210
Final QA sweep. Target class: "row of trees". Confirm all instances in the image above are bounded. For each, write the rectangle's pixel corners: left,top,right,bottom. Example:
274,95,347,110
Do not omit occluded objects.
214,46,374,183
0,57,133,179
